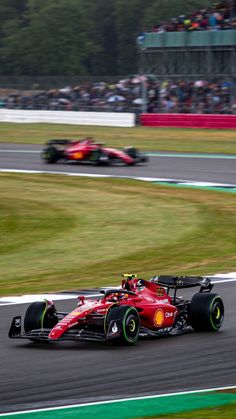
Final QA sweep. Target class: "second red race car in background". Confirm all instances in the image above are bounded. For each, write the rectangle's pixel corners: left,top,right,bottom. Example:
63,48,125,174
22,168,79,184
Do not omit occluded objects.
41,137,148,166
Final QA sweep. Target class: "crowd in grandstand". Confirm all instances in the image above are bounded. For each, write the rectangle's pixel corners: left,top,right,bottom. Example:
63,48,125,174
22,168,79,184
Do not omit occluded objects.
1,3,235,115
1,76,236,115
0,78,144,113
150,1,236,32
147,79,235,114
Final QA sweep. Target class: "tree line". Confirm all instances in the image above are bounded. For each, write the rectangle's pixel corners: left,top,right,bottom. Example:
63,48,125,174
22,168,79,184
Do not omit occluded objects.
0,0,208,76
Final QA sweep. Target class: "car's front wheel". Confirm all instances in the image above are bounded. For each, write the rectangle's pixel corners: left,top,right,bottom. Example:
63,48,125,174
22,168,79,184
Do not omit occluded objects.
89,148,109,165
24,300,58,341
106,305,140,345
189,293,224,332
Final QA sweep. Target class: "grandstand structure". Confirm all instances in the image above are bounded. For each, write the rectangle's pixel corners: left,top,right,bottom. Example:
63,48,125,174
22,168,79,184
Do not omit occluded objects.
138,30,236,79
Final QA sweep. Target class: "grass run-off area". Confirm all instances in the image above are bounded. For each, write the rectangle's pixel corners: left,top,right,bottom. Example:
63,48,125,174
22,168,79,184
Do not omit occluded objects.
1,173,236,296
139,401,236,419
1,122,236,154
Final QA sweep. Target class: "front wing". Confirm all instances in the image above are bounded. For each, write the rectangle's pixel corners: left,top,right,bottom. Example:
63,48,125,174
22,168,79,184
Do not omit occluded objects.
9,316,123,343
9,315,191,344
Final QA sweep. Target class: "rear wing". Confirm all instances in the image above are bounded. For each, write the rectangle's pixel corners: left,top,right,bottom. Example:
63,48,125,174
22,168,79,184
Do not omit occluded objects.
47,139,72,146
151,275,213,292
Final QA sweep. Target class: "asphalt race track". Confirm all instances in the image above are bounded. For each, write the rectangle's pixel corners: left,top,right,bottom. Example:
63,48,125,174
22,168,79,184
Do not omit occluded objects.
0,144,236,413
1,285,236,414
0,143,236,184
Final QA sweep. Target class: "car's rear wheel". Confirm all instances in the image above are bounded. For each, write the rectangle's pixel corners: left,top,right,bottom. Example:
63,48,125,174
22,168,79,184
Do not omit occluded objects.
189,293,224,332
41,146,60,164
106,305,140,345
24,300,58,341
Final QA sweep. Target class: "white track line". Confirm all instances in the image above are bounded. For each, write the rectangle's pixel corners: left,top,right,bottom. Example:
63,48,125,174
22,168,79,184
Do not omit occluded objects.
0,149,39,153
1,385,236,416
1,167,236,188
212,278,236,283
0,293,100,306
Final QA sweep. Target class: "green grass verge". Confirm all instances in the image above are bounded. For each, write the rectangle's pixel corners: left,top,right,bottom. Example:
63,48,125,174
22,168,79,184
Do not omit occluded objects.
1,392,236,419
1,173,236,296
138,401,236,419
1,122,236,154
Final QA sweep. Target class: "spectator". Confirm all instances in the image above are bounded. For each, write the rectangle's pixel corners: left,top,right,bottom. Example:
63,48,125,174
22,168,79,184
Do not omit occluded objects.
150,1,234,32
0,76,235,115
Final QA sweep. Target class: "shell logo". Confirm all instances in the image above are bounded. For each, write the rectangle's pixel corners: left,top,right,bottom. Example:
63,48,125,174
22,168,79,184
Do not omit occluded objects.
74,152,83,159
154,308,164,327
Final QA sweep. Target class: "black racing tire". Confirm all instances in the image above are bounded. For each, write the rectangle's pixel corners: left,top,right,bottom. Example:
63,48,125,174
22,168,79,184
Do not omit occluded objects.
89,148,109,165
123,146,138,159
89,148,102,165
41,146,60,164
106,305,140,345
140,154,148,163
24,301,58,341
189,293,224,332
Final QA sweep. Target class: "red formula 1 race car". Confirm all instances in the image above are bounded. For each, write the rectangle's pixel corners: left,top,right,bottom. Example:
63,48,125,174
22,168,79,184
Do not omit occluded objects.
41,137,148,166
9,274,224,346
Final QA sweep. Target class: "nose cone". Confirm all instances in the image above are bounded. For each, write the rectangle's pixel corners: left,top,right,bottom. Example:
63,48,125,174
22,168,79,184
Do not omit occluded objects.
49,323,67,340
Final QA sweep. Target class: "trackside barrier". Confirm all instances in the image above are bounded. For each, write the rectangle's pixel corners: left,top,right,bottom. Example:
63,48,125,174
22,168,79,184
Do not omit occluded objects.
140,113,236,129
0,109,135,127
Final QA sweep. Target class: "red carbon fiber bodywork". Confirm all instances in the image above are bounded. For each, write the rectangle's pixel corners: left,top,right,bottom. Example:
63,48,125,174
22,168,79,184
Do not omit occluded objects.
49,278,178,341
64,138,134,164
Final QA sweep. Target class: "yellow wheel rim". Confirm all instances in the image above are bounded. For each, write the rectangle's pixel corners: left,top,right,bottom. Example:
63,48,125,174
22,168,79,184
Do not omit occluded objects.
215,306,221,320
129,319,136,332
